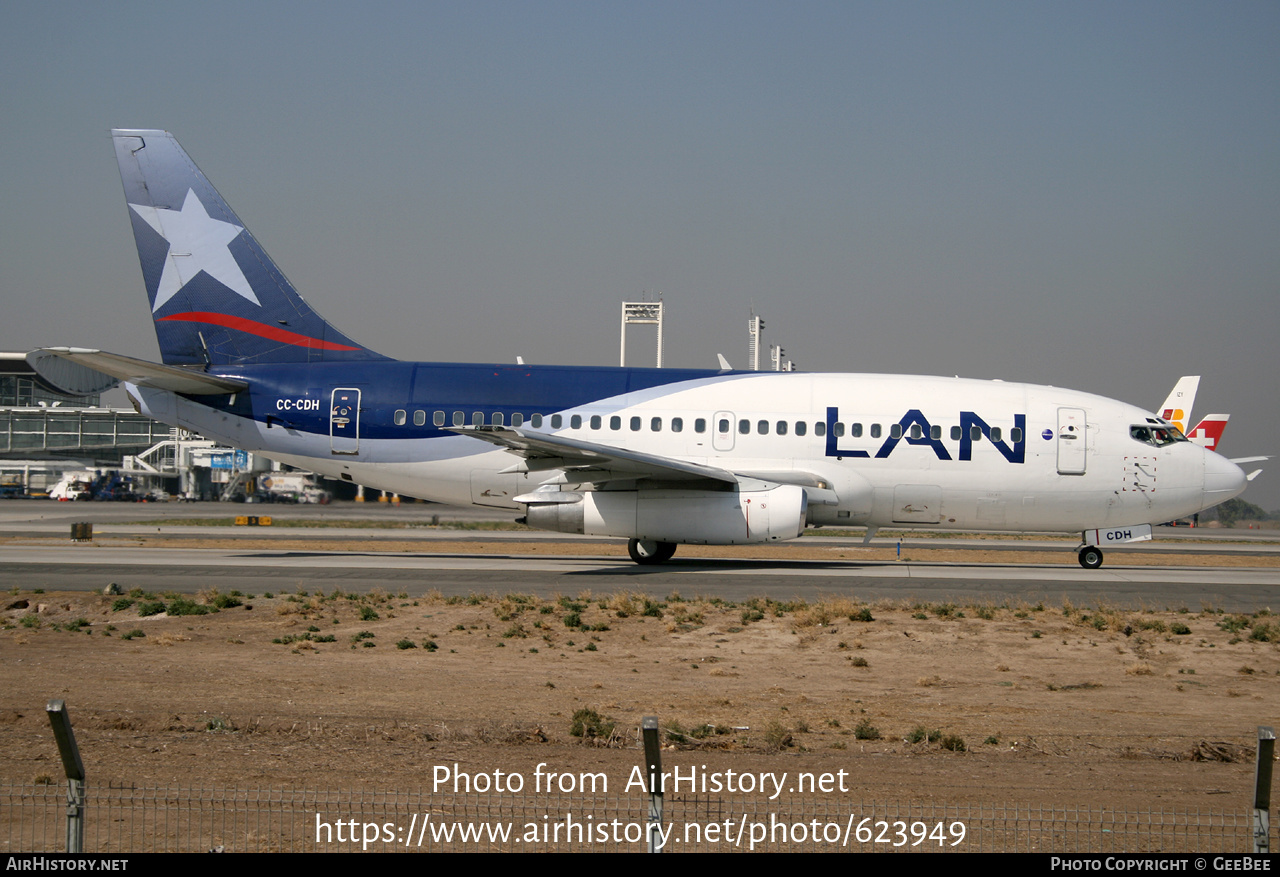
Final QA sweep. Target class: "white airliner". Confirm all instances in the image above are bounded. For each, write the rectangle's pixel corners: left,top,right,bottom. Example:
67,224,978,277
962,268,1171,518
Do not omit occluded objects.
33,130,1249,568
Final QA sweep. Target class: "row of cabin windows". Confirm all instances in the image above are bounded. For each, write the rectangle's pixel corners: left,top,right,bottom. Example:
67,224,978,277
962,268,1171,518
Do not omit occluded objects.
390,409,1021,444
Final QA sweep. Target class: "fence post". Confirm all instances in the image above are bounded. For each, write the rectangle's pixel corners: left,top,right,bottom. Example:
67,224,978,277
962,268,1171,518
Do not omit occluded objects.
46,700,86,853
1255,726,1274,854
642,716,663,852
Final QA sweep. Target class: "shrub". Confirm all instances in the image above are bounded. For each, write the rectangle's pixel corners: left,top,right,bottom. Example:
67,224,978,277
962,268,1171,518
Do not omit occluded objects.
166,596,211,616
1249,623,1277,643
569,708,614,739
906,726,942,744
854,719,881,740
764,721,793,751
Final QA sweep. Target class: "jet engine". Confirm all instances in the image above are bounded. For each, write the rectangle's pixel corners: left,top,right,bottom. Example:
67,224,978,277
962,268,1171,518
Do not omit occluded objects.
519,484,808,545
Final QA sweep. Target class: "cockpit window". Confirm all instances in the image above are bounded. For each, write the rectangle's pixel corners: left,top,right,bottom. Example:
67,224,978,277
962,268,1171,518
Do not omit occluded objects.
1130,424,1188,448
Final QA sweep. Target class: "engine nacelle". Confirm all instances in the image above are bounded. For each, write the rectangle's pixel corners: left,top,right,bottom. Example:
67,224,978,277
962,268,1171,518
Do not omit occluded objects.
521,485,808,545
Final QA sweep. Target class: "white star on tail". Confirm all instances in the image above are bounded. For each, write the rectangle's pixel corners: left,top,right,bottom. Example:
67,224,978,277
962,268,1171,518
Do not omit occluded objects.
130,189,260,312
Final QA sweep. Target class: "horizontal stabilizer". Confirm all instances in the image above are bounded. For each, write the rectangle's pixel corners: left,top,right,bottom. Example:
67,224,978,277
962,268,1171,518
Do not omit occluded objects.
38,348,246,395
8,350,120,397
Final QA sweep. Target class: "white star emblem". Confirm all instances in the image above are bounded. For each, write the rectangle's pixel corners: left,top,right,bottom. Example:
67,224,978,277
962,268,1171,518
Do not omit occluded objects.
130,189,260,312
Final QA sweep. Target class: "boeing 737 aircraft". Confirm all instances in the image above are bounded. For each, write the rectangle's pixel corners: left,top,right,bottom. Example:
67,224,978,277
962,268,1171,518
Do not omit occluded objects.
34,130,1249,568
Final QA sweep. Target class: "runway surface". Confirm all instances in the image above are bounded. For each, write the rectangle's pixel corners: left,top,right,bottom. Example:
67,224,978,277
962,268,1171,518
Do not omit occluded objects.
5,500,1279,611
5,543,1279,613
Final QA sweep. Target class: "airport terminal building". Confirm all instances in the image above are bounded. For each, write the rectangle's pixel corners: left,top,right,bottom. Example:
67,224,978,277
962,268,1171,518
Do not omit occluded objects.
0,351,318,501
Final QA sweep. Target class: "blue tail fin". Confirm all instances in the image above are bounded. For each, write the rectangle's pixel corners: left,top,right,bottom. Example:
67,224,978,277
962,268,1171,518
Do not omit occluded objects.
112,129,388,366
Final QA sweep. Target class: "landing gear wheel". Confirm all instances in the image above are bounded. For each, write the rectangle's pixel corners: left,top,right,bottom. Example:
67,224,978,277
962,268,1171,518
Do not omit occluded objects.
628,539,677,565
1078,546,1104,569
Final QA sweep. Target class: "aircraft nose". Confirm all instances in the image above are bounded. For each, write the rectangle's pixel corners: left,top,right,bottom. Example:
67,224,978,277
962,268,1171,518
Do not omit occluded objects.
1203,451,1247,503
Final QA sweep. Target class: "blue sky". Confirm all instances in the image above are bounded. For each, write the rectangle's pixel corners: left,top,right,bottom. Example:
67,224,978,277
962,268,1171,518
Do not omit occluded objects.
2,1,1277,506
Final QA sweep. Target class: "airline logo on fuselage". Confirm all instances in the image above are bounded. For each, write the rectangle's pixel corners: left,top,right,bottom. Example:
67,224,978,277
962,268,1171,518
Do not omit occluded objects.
825,407,1026,464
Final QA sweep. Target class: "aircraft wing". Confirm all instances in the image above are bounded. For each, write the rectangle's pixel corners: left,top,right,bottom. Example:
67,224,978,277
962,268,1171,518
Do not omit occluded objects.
449,425,740,485
37,348,247,395
449,425,841,502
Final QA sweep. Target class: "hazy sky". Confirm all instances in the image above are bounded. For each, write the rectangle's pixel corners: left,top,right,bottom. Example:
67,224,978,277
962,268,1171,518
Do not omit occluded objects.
1,2,1277,507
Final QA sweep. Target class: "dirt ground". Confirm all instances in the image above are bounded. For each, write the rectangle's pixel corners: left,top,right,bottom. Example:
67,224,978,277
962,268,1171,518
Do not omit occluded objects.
3,557,1278,816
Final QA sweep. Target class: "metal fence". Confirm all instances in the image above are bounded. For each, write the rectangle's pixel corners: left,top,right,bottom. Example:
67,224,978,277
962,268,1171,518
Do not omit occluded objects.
2,782,1269,853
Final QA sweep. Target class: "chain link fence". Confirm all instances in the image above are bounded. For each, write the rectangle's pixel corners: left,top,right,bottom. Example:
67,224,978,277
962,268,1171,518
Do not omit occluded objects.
2,781,1269,853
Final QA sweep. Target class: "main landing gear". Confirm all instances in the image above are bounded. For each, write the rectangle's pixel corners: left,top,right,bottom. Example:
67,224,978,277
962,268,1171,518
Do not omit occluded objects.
628,539,677,565
1077,546,1104,569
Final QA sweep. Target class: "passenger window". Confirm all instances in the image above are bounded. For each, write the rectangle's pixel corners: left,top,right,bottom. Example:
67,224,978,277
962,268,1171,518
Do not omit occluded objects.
452,411,464,426
795,421,806,436
549,414,560,429
851,423,862,438
433,411,445,427
511,413,523,427
833,422,845,438
651,417,662,431
530,414,542,428
757,420,769,435
951,425,961,441
570,414,582,429
870,424,881,438
472,412,484,426
718,419,730,434
991,427,1002,442
414,410,426,426
672,417,683,433
694,418,706,433
776,420,787,436
492,412,504,426
394,409,407,426
592,415,603,430
930,425,941,440
1010,427,1022,443
815,422,826,437
971,425,982,441
610,415,621,430
738,419,749,435
891,424,903,439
